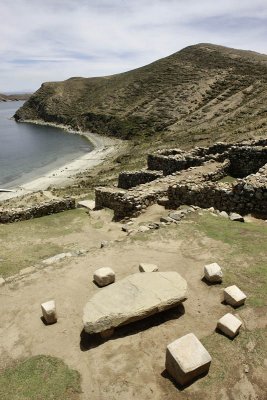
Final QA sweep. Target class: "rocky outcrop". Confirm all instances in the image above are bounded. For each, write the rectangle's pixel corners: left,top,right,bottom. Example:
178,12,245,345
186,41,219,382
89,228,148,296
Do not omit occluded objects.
83,272,187,334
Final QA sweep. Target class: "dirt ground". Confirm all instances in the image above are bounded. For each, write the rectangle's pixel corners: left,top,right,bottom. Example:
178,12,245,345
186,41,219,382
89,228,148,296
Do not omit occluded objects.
0,205,266,400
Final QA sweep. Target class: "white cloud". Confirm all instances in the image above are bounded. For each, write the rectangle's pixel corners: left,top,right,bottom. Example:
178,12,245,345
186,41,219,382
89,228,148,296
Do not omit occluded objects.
0,0,267,92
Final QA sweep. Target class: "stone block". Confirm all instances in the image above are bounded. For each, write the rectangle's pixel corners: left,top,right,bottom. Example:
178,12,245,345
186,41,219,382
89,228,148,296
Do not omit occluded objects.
139,263,159,272
217,313,242,338
204,263,223,283
41,300,57,324
224,285,247,307
165,333,212,386
93,267,115,287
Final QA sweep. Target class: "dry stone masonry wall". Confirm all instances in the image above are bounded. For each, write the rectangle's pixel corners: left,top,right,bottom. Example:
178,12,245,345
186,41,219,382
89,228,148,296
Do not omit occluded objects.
95,160,230,220
95,139,267,219
118,170,163,189
0,198,75,224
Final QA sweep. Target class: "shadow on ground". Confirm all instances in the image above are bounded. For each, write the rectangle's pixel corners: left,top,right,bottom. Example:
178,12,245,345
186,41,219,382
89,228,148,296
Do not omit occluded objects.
80,304,185,351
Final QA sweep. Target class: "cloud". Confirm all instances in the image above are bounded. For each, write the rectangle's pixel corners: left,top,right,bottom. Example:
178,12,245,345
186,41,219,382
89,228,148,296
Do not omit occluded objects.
0,0,267,92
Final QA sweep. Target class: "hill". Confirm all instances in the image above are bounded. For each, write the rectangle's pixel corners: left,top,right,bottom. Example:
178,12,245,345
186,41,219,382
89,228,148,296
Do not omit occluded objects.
0,93,31,102
14,43,267,144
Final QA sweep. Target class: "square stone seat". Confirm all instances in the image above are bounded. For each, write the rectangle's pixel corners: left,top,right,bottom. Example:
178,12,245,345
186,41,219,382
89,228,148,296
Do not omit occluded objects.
41,300,57,324
224,285,247,307
217,313,242,338
204,262,223,283
139,263,159,272
93,267,115,287
165,333,212,386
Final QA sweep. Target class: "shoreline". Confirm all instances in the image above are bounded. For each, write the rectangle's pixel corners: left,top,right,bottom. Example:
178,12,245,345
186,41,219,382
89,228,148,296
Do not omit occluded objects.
0,119,123,202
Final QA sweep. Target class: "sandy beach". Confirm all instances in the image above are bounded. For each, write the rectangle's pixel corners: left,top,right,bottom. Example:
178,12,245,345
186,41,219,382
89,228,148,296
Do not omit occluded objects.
0,121,122,202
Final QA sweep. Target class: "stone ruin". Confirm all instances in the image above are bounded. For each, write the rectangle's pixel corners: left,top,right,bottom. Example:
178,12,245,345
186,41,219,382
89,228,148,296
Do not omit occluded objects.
95,139,267,220
0,197,75,224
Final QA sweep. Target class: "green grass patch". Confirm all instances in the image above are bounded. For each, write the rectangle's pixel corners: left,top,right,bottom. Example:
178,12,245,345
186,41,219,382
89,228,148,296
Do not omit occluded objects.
0,243,63,278
0,209,88,277
0,355,81,400
218,175,237,184
92,220,104,229
195,213,267,307
201,328,266,387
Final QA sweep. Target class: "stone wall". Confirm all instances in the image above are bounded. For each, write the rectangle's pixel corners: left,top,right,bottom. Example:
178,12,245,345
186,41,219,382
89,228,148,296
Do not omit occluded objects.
228,146,267,178
147,140,267,177
168,165,267,216
118,170,163,189
94,139,267,220
95,160,229,220
0,198,75,224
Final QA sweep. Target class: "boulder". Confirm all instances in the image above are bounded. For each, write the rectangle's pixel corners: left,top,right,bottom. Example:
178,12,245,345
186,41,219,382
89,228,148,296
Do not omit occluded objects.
93,267,115,287
165,333,212,386
41,300,57,324
139,263,159,272
160,216,173,223
217,313,242,338
230,213,244,222
204,263,223,283
169,211,184,221
83,272,187,334
224,285,247,307
219,211,229,218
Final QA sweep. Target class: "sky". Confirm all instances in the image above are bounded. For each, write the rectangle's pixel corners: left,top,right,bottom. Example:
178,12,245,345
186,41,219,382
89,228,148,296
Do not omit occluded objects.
1,0,267,92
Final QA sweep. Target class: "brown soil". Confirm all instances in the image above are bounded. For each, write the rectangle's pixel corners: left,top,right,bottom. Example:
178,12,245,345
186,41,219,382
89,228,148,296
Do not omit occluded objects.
0,205,266,400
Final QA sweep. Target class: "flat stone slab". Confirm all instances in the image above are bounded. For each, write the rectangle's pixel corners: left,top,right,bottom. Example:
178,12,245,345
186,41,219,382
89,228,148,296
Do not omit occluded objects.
165,333,212,386
204,263,223,283
77,200,95,210
93,267,115,287
139,263,159,272
41,300,57,324
224,285,247,307
217,313,242,338
42,252,72,265
83,272,187,334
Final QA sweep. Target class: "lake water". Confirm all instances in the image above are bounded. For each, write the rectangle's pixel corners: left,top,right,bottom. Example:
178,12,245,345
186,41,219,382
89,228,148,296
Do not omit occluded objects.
0,101,92,188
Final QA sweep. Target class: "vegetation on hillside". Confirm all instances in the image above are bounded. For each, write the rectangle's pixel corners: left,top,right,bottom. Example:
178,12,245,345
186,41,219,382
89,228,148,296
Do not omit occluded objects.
14,43,267,145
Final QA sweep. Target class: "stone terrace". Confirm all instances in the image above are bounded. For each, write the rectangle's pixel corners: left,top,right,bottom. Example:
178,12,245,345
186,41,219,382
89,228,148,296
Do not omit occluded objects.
95,139,267,220
95,160,229,220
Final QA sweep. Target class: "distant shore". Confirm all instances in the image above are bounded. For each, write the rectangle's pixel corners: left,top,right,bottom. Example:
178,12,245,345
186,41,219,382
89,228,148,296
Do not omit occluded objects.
0,120,122,202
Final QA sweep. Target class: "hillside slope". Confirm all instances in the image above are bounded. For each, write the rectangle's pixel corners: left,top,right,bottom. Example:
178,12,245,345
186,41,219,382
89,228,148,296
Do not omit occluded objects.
14,43,267,144
0,93,31,102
